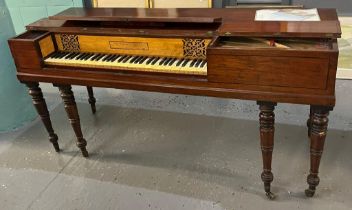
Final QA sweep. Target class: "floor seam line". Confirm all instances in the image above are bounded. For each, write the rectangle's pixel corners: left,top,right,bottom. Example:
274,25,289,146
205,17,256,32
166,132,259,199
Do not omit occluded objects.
26,152,78,210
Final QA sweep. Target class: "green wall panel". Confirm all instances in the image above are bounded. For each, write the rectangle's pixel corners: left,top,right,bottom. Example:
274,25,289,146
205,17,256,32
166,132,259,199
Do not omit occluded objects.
5,0,83,34
0,0,83,131
0,0,36,132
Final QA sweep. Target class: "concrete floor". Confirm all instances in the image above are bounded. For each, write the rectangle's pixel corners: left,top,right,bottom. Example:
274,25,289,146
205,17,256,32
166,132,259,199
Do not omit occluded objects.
0,81,352,210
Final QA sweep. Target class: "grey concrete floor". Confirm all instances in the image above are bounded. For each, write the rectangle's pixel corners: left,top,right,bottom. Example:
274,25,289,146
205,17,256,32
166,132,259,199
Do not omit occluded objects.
0,80,352,210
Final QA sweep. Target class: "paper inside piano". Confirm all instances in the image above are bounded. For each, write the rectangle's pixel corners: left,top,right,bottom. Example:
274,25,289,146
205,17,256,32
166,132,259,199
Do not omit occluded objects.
8,8,341,199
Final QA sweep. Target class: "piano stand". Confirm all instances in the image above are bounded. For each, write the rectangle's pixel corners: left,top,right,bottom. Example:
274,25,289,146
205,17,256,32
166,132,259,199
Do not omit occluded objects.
86,86,96,114
26,82,60,152
258,101,276,200
305,106,331,197
56,85,89,157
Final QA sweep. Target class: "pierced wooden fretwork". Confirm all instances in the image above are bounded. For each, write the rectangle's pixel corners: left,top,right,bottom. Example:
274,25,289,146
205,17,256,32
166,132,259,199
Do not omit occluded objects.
183,39,207,59
60,34,80,52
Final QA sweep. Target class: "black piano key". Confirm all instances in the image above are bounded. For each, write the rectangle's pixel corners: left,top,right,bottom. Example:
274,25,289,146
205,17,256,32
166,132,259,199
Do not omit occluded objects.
118,55,127,62
60,52,70,58
139,57,148,64
106,54,115,61
75,53,86,60
134,56,144,64
80,53,91,60
181,59,190,67
200,60,207,68
107,54,116,61
94,54,105,61
110,55,119,62
63,52,74,59
195,59,202,67
159,57,167,65
103,54,113,61
122,56,131,63
130,56,139,63
168,58,177,66
66,52,77,59
190,59,197,67
135,56,142,64
84,53,94,60
49,52,59,58
90,53,100,60
163,58,172,66
176,59,184,66
146,57,155,65
151,57,160,65
133,56,142,63
55,52,65,58
101,54,111,61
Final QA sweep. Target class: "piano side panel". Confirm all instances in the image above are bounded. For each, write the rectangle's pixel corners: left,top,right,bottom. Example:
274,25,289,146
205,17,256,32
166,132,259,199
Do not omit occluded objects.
8,40,42,69
8,31,54,70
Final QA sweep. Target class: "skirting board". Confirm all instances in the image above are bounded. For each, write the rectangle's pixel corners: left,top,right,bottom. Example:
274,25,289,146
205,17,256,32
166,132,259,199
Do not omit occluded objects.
337,68,352,80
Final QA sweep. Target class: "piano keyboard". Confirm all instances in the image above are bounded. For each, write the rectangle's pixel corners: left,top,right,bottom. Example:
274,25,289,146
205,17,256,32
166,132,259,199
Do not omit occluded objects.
44,52,207,75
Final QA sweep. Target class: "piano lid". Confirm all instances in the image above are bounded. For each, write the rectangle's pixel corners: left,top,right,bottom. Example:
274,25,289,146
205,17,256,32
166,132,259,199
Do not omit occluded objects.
33,8,341,38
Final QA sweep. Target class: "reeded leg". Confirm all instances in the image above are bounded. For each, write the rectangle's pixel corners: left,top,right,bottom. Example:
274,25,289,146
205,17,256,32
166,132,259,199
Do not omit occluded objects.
25,82,60,152
86,86,96,114
307,107,313,138
257,101,277,200
57,85,89,157
305,106,331,197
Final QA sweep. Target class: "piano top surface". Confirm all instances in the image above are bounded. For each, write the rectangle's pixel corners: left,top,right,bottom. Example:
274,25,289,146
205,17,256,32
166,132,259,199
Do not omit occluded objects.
25,7,341,38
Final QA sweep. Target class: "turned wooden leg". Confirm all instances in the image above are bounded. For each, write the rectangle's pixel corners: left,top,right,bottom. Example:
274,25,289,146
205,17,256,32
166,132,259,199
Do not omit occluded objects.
305,106,331,197
86,86,96,114
57,85,89,157
307,107,313,138
257,101,277,200
26,82,60,152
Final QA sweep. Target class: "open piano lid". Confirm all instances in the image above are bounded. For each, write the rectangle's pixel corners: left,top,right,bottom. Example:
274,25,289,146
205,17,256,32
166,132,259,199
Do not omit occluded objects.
28,7,341,38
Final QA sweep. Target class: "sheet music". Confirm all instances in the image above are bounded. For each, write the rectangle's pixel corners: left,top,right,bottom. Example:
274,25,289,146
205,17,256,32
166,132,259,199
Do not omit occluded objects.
255,9,321,21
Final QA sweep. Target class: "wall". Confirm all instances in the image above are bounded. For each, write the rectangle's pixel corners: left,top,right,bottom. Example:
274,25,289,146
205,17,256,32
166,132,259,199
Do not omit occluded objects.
0,0,83,132
0,0,36,131
292,0,352,15
6,0,83,34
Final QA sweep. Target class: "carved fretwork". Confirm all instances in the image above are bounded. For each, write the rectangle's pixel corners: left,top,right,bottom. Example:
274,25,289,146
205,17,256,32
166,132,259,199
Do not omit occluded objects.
86,86,96,114
257,101,277,200
26,82,60,152
183,39,207,59
57,85,89,157
305,106,331,197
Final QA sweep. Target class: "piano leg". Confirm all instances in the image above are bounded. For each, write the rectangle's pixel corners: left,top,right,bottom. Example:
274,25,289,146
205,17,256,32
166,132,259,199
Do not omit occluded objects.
257,101,277,200
57,85,89,157
307,107,313,138
305,106,331,197
86,86,96,114
25,82,60,152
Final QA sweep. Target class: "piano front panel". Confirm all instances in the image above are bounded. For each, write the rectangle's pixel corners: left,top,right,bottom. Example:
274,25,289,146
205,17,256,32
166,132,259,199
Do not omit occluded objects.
54,34,212,59
207,36,338,90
